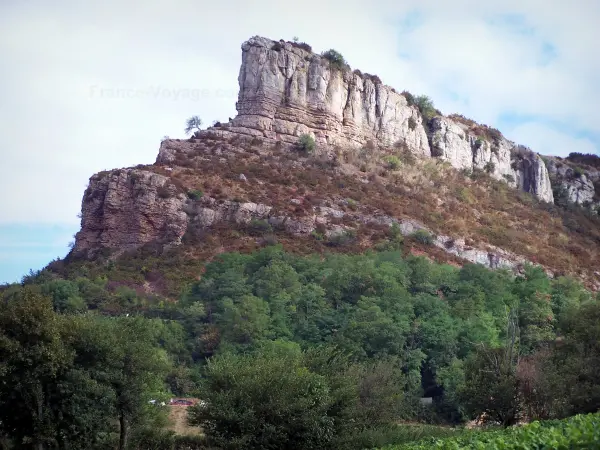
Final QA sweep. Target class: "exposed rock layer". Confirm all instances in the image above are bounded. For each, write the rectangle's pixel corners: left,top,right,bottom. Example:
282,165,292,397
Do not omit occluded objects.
74,169,187,257
187,36,553,203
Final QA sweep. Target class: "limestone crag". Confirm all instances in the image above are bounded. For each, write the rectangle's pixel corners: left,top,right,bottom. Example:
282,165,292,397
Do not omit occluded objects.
546,158,600,208
73,169,188,257
192,36,553,203
430,117,514,180
228,36,430,156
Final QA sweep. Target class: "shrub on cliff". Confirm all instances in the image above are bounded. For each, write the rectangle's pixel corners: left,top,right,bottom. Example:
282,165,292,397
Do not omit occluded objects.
384,155,401,170
322,49,349,71
415,95,437,122
184,116,203,136
298,134,316,153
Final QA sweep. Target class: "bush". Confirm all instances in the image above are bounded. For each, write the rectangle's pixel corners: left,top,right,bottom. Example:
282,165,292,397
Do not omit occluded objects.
407,117,417,131
503,173,516,183
189,342,337,450
247,219,272,236
384,156,401,170
401,91,416,107
321,49,349,71
474,137,485,149
573,166,585,178
415,95,437,121
326,229,357,247
484,161,495,174
157,185,172,199
187,189,203,200
410,229,434,245
297,134,316,153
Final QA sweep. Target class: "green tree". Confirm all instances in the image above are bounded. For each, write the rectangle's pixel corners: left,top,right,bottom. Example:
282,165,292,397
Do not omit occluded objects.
184,116,203,135
90,317,171,450
415,95,437,121
459,345,521,427
190,341,336,450
0,288,72,449
298,134,316,153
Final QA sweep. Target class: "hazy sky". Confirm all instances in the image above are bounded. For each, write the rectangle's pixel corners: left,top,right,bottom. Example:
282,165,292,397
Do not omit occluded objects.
1,0,599,282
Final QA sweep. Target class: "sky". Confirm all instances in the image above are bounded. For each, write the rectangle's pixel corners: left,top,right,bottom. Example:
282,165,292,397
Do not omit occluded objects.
0,0,599,283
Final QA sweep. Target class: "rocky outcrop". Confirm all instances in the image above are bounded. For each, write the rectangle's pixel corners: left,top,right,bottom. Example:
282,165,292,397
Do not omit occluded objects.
189,36,552,203
430,117,515,181
73,169,188,257
546,158,600,208
512,150,555,203
228,36,430,156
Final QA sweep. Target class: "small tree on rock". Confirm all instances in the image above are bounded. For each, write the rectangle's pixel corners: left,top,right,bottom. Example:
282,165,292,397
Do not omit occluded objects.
185,116,203,136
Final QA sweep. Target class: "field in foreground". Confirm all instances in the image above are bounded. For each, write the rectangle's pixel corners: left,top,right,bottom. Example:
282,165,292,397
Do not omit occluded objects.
382,412,600,449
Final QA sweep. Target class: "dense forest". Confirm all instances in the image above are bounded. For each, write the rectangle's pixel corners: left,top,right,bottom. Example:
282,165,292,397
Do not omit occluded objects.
1,246,599,449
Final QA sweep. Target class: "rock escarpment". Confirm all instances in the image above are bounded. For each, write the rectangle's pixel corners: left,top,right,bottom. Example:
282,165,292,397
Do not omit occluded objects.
76,34,600,279
546,157,600,209
73,165,534,274
190,36,553,203
74,169,188,257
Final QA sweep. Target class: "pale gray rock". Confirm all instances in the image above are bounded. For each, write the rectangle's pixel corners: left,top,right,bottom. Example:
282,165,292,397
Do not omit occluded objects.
232,36,430,156
514,152,554,203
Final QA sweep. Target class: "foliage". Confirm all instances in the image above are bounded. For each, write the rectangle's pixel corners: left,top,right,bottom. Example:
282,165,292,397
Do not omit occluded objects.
415,95,437,122
184,116,203,136
298,134,316,153
401,91,416,107
502,173,515,183
4,244,600,447
0,287,173,450
407,117,417,131
385,155,402,170
322,49,349,71
410,229,435,245
484,161,495,174
187,189,203,200
247,218,273,236
383,413,600,449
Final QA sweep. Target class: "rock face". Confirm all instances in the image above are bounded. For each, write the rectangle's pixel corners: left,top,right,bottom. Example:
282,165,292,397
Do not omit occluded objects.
73,169,188,257
546,158,600,208
211,36,553,203
228,36,430,156
514,151,555,203
74,35,572,270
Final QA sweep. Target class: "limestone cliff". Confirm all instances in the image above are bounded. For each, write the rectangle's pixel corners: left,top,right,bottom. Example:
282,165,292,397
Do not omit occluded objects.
203,36,553,203
71,35,600,285
546,157,600,210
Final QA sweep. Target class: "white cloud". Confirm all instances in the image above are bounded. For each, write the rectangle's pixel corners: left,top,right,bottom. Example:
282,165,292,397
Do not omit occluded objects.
508,123,597,158
0,0,598,226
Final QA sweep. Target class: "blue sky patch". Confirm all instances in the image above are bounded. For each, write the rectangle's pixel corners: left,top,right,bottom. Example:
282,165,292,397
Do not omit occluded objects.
0,223,77,284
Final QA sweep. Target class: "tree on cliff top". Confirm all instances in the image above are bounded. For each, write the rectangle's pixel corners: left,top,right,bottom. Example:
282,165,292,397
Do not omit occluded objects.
184,116,203,136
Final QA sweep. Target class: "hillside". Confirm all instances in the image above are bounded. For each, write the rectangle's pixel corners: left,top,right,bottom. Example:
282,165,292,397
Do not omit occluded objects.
4,29,600,450
55,37,600,294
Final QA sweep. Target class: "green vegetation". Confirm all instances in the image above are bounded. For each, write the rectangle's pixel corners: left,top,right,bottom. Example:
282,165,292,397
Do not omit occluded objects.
187,189,204,200
185,116,203,136
298,134,316,153
385,413,600,449
484,161,495,174
410,229,435,245
415,95,437,122
407,117,417,131
2,246,600,448
321,49,349,71
384,155,402,170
